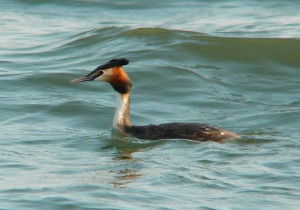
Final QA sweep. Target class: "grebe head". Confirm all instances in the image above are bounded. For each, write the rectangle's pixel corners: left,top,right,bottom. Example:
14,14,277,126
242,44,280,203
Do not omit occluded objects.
71,58,132,94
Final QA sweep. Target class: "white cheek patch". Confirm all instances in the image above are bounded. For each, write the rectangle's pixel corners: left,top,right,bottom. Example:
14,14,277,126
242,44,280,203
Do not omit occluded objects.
94,68,113,82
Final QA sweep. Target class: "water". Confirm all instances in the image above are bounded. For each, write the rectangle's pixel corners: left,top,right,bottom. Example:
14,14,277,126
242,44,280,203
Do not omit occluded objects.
1,0,300,209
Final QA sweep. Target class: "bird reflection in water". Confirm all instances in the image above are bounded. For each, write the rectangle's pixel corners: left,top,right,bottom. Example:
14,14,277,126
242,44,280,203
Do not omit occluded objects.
110,149,142,188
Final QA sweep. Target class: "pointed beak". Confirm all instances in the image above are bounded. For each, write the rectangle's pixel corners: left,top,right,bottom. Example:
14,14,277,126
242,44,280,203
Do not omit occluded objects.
71,75,95,83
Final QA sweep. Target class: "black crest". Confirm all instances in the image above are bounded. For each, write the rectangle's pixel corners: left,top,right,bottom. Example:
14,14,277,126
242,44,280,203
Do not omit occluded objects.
96,58,129,70
87,58,129,77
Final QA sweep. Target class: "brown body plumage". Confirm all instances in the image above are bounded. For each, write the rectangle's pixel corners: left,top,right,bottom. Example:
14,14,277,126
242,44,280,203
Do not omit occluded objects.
126,123,238,142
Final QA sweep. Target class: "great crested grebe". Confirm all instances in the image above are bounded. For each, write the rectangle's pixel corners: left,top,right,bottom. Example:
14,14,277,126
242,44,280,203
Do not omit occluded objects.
71,58,240,141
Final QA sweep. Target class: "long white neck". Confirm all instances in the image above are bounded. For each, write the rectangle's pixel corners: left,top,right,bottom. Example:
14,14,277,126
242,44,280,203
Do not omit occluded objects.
113,92,131,131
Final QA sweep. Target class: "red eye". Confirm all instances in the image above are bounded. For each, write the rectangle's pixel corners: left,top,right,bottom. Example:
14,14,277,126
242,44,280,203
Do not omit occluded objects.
97,71,103,76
